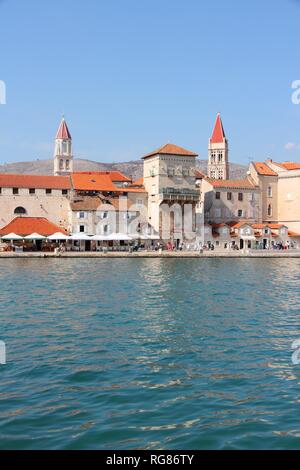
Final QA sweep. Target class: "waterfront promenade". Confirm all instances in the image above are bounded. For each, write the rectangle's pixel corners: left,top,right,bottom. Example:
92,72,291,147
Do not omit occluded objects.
1,250,300,258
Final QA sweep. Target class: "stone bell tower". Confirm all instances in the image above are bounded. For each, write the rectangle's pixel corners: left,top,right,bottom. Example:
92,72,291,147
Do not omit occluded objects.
54,118,73,176
207,113,229,180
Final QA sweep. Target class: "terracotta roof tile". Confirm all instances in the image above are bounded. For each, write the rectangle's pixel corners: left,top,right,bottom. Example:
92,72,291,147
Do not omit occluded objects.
0,217,68,236
71,172,146,193
143,143,198,159
76,171,131,183
206,178,257,189
253,162,277,176
288,230,300,237
195,170,205,178
277,162,300,171
0,173,71,190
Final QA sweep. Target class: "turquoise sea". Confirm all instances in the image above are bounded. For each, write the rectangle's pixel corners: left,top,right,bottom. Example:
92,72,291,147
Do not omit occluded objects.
0,258,300,450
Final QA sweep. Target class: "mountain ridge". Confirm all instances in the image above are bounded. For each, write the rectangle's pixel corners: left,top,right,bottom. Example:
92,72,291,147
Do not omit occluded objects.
0,158,248,180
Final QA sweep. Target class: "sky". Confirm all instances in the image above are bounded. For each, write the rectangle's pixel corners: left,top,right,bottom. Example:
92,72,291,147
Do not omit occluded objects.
0,0,300,166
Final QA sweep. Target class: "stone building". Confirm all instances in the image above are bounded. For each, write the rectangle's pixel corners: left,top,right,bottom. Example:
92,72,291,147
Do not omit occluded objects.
0,173,71,230
250,160,300,233
142,143,199,244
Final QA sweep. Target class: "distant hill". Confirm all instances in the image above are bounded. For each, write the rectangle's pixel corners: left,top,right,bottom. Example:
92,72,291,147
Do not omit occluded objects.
0,158,248,181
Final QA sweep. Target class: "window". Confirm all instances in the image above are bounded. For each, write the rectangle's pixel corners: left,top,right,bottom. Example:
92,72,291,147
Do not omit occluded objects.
79,225,85,233
14,206,26,215
137,199,143,208
210,170,215,179
218,170,223,179
264,228,269,234
238,209,243,217
268,186,272,197
78,211,85,219
62,189,68,195
238,193,243,201
227,192,232,201
66,160,70,170
216,192,221,200
0,188,2,194
62,141,68,154
29,188,35,194
267,204,272,216
13,188,19,195
59,159,64,169
46,189,52,195
218,152,223,162
211,151,216,163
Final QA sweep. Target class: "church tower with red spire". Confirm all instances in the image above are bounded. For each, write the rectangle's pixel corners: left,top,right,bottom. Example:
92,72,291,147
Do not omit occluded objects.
208,113,229,180
53,118,73,176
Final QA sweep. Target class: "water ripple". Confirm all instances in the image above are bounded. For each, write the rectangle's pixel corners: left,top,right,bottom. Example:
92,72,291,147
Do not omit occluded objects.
1,258,300,449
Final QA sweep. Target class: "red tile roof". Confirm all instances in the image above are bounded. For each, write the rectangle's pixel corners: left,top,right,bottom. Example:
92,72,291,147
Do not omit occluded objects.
252,223,285,230
210,113,226,144
71,172,146,193
76,171,131,182
277,162,300,171
72,173,118,192
56,118,72,140
0,173,71,189
130,177,144,187
143,143,198,159
253,162,277,176
195,170,205,179
288,230,300,237
206,178,257,189
0,217,68,236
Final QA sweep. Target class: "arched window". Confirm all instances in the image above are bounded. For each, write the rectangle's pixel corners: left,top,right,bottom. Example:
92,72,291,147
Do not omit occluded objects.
267,204,272,216
59,159,64,170
14,206,27,215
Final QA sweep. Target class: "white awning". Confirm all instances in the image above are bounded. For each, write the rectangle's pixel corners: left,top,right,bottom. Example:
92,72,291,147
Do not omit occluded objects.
48,232,70,240
69,233,92,240
90,234,108,241
241,236,256,241
1,233,23,240
24,233,46,240
105,233,132,241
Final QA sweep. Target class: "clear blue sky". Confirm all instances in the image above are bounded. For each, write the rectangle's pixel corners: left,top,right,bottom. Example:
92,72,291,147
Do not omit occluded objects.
0,0,300,165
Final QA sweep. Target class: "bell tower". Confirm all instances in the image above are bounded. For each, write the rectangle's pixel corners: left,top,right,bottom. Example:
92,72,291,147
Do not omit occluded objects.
54,118,73,176
208,113,229,180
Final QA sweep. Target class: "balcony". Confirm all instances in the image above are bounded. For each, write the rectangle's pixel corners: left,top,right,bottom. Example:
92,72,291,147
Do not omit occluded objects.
160,187,199,202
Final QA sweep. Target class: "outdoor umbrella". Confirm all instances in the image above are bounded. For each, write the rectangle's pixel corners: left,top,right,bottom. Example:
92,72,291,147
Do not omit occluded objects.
105,233,132,241
91,234,108,241
48,232,70,240
24,233,46,240
1,233,23,240
69,233,92,240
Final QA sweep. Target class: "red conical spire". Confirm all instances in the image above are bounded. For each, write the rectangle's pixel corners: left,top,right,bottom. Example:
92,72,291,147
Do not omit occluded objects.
56,118,72,140
210,113,226,143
